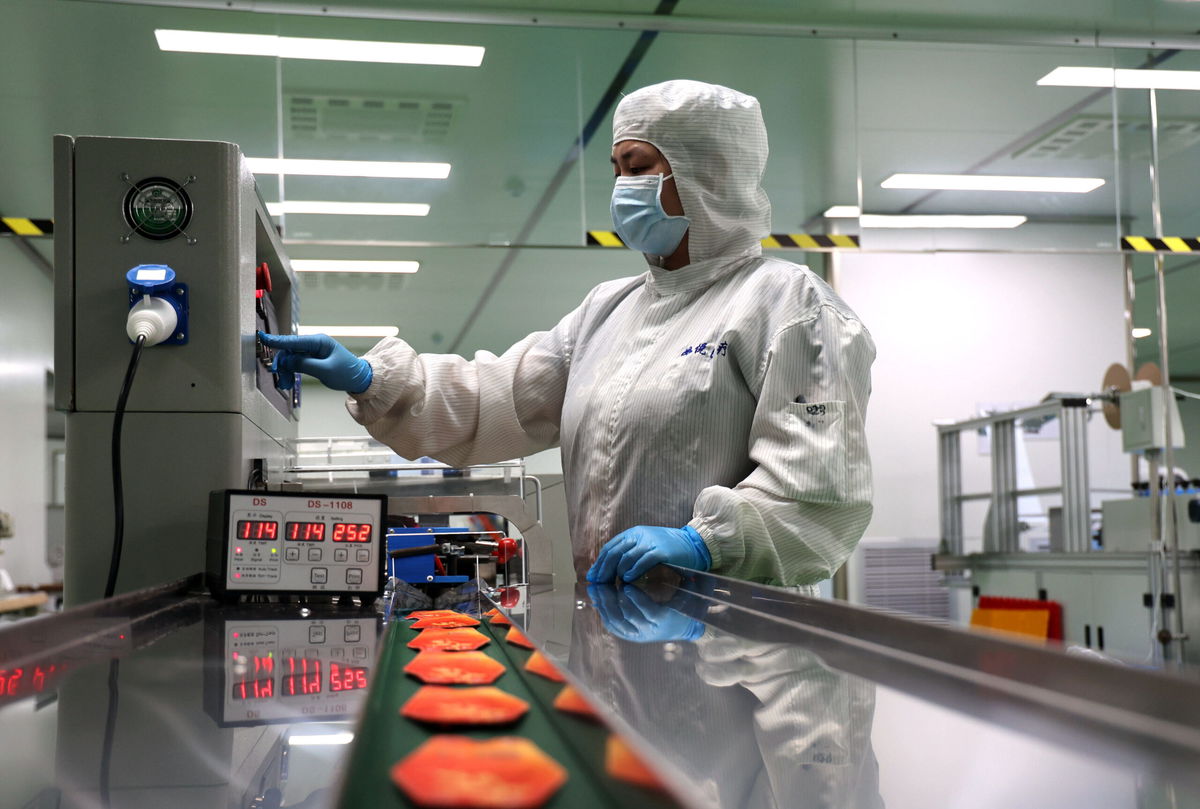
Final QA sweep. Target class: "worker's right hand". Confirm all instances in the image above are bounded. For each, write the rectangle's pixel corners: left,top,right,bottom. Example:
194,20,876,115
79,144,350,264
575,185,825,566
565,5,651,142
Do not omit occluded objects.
258,332,374,394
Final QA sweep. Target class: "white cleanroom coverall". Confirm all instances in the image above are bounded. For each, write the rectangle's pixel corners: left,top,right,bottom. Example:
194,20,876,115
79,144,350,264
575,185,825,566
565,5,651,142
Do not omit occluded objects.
347,80,875,588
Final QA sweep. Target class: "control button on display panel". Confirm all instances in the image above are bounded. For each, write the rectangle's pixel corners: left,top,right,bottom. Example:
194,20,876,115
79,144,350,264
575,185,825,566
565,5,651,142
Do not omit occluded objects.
344,624,362,643
311,568,328,584
308,548,322,562
356,549,371,563
353,647,367,659
334,548,348,563
309,625,327,644
346,568,363,585
284,547,300,562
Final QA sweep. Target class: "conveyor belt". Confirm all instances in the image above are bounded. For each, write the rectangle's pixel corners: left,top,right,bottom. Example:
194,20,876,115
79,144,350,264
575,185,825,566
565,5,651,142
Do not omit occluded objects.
338,615,683,808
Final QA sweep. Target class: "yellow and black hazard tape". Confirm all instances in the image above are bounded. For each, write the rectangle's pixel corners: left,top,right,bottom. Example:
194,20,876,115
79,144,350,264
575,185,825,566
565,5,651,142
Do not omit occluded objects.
763,233,859,249
1,217,54,237
587,231,859,249
1122,236,1200,253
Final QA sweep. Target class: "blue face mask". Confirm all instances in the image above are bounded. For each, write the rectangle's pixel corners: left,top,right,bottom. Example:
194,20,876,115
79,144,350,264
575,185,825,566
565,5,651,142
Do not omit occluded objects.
610,173,690,257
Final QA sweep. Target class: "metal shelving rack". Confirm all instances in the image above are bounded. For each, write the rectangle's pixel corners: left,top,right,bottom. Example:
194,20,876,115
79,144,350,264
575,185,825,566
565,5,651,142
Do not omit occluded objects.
937,398,1093,555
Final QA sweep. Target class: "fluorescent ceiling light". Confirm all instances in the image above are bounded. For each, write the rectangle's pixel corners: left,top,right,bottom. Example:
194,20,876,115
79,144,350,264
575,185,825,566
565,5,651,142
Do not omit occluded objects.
823,205,862,218
1132,327,1153,339
287,732,355,746
298,326,400,338
156,29,484,67
860,214,1027,229
1038,66,1200,91
266,201,429,217
291,260,420,274
246,158,450,180
882,173,1104,193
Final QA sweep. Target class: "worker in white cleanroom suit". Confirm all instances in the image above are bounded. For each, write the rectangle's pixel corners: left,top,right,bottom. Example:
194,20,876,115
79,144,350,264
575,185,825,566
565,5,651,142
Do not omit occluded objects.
261,80,875,590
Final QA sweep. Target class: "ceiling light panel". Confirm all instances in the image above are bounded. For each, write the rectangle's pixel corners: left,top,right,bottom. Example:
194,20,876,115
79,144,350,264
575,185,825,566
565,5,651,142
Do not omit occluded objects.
266,202,430,217
287,733,355,746
1038,66,1200,91
298,326,400,338
247,158,450,179
882,174,1104,193
860,215,1027,229
156,30,484,67
291,260,419,274
823,205,862,218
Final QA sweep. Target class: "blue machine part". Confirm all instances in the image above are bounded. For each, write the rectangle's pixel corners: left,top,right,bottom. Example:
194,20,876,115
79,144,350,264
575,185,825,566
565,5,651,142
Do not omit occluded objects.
126,264,189,345
387,527,473,585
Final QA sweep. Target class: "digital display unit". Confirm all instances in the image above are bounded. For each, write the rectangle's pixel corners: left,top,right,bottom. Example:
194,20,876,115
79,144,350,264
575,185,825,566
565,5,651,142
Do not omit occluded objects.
205,613,380,727
208,490,388,601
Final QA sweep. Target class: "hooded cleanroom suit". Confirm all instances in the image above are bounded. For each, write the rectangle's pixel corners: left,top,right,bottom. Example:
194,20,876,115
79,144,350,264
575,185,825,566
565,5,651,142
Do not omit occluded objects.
347,80,875,589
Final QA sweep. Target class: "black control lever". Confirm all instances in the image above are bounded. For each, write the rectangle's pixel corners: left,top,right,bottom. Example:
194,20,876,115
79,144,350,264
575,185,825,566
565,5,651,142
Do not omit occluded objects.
388,545,439,559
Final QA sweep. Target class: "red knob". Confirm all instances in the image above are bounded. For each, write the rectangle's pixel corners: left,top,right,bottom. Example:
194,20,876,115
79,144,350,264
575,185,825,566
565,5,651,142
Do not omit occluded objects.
256,262,273,293
492,537,519,565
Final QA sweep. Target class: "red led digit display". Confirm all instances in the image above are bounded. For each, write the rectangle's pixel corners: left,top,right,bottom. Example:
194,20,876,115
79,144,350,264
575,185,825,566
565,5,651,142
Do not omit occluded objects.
286,522,326,542
331,523,372,543
281,658,322,696
232,677,274,700
329,662,369,692
231,656,275,700
237,520,278,540
4,668,24,697
0,665,61,704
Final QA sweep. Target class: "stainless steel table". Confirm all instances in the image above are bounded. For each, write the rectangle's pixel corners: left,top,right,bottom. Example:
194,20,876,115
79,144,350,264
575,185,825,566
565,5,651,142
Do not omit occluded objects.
3,570,1200,809
516,569,1200,809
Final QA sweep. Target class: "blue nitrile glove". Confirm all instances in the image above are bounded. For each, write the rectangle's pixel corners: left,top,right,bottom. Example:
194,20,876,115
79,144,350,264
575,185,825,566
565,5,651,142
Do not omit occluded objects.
258,331,373,393
586,525,712,583
587,583,704,643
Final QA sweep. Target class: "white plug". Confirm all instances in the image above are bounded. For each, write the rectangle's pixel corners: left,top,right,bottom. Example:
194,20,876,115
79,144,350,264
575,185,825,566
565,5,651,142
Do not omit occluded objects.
126,294,179,346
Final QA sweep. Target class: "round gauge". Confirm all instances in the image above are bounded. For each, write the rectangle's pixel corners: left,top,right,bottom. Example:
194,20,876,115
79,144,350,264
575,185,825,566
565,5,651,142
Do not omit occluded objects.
122,177,192,241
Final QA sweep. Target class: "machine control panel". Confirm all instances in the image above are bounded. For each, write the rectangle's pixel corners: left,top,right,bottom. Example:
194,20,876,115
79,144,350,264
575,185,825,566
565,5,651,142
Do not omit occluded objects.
204,612,379,726
207,490,388,601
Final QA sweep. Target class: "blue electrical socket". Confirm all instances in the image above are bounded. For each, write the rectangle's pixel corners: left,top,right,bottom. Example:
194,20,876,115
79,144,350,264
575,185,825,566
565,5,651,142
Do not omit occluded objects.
126,264,189,345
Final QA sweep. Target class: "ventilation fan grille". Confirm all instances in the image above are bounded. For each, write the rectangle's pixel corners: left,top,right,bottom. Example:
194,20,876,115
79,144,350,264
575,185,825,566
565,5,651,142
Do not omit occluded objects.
286,94,462,143
1015,114,1200,160
861,545,950,620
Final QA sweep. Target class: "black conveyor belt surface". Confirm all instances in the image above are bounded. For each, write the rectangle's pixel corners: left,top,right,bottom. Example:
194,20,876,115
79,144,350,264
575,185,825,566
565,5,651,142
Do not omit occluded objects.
336,614,683,809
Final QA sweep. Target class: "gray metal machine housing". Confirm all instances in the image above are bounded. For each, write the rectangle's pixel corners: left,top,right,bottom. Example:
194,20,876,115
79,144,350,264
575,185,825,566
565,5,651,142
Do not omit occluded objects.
54,135,299,605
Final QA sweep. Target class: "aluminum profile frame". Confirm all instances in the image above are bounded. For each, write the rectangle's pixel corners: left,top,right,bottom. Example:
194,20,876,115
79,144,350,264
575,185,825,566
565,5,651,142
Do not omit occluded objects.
936,399,1094,554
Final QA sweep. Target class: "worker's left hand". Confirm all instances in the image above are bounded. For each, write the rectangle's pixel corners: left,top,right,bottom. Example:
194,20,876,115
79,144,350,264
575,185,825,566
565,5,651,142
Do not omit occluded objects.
586,525,711,583
588,583,705,643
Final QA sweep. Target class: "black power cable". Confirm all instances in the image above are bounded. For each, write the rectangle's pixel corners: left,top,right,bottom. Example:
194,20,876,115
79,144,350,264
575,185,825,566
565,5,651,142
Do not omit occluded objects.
105,335,147,600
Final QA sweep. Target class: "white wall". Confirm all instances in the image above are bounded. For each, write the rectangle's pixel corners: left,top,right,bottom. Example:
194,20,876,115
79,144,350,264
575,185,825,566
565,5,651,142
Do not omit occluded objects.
0,241,56,587
836,249,1128,544
296,385,363,440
